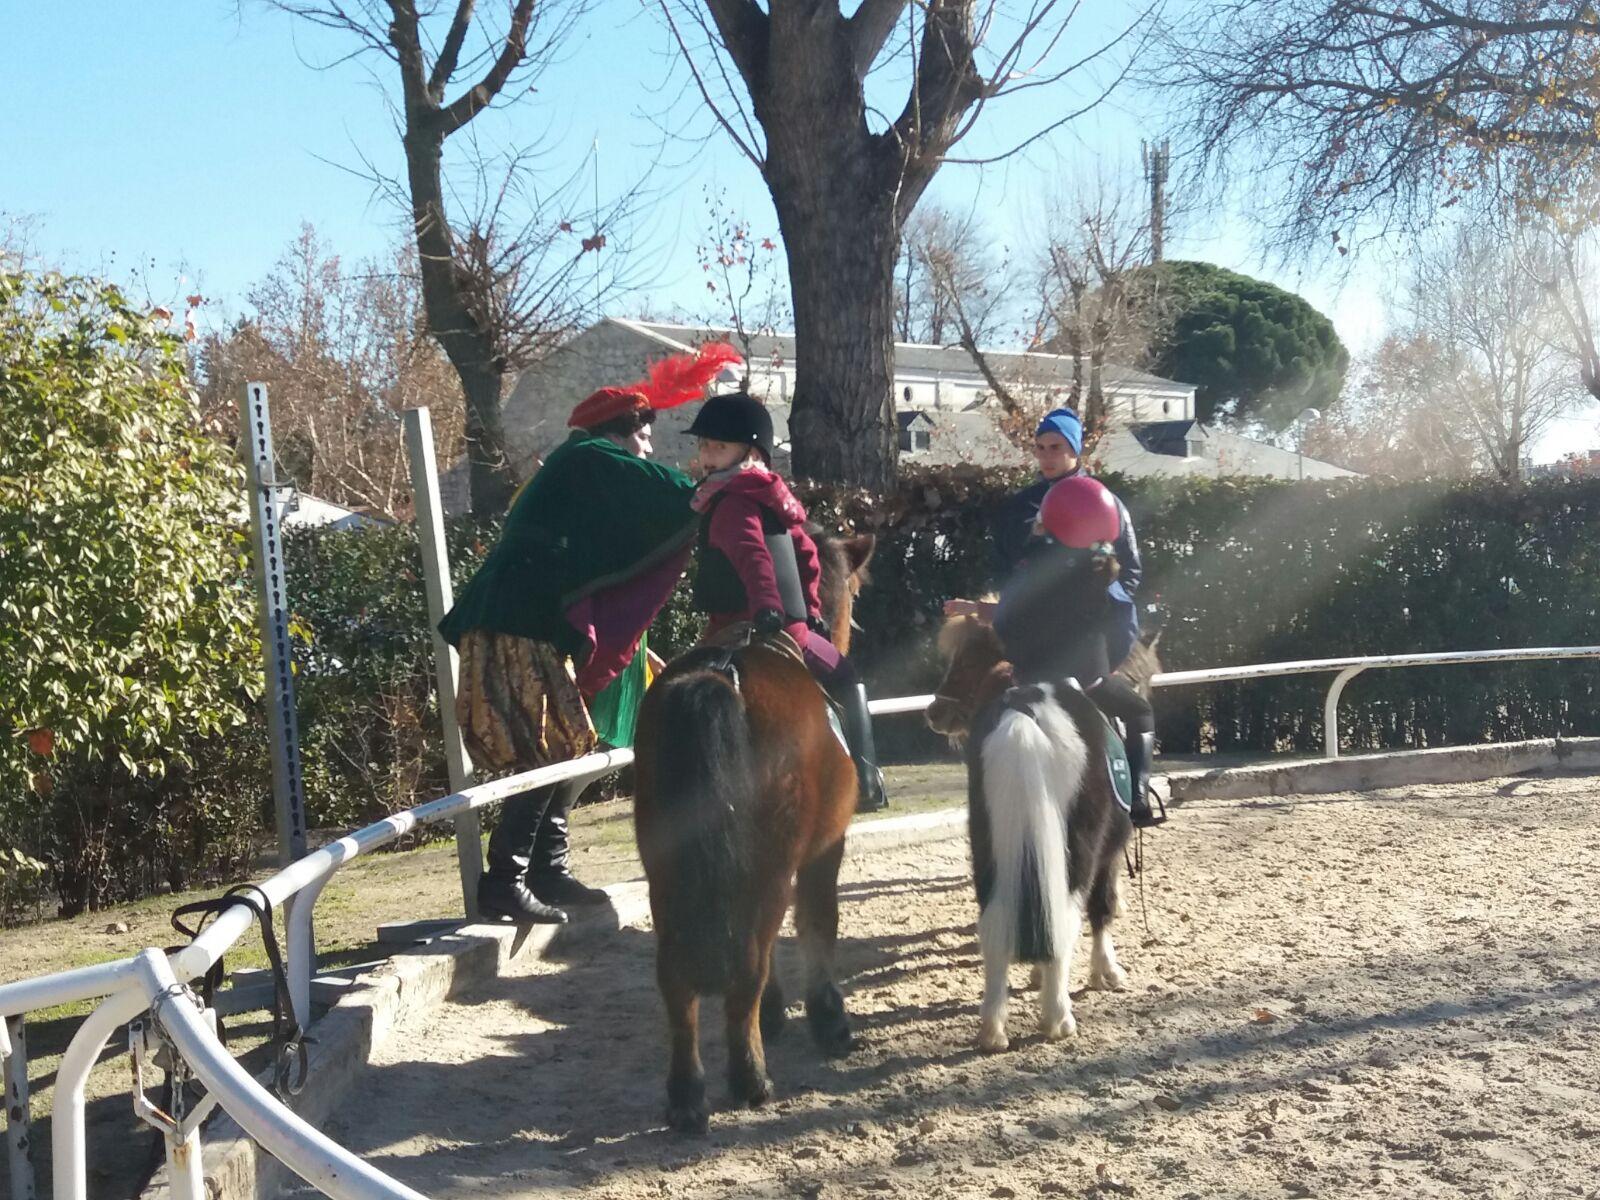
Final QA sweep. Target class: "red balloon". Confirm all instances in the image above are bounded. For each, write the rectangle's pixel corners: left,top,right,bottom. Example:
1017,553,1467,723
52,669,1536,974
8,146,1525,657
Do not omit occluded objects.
1038,476,1121,549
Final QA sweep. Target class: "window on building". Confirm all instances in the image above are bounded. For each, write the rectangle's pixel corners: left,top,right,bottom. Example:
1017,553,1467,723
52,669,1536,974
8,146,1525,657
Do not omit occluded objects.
899,426,932,454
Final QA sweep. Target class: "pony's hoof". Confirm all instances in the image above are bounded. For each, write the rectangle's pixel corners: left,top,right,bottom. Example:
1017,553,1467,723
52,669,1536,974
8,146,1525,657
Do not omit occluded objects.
809,1016,854,1058
1040,1013,1077,1041
977,1021,1010,1053
1090,965,1128,992
733,1072,774,1109
806,984,854,1057
666,1103,710,1135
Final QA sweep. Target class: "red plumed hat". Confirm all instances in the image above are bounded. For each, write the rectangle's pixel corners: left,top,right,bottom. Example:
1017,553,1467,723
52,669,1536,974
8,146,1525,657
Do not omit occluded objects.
567,342,742,429
1038,476,1121,550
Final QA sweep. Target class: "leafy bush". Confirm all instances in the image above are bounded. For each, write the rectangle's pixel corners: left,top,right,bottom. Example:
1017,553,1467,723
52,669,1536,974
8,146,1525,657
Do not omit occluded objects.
0,273,262,914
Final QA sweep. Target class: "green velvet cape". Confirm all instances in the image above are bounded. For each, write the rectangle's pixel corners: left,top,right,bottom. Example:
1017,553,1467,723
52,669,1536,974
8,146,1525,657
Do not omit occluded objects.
438,432,696,659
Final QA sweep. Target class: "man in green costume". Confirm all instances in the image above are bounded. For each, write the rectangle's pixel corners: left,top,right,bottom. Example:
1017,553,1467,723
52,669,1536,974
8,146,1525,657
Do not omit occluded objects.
440,344,739,923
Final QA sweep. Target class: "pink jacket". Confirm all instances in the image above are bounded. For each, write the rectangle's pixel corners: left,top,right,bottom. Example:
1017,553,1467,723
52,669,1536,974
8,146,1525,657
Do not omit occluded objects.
693,465,822,637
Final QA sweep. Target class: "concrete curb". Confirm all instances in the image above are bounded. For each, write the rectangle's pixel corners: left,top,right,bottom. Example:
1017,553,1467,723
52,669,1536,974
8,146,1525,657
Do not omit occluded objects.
1164,736,1600,803
141,900,635,1200
143,808,969,1200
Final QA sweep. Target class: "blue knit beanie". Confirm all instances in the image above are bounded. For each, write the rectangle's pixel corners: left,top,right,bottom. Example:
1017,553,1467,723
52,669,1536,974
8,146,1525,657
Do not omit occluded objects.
1035,407,1083,455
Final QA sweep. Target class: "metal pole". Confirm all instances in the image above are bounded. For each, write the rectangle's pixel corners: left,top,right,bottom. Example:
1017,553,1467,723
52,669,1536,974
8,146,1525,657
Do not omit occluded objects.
163,1121,205,1200
403,408,482,918
241,382,309,866
1324,666,1366,758
4,1017,36,1200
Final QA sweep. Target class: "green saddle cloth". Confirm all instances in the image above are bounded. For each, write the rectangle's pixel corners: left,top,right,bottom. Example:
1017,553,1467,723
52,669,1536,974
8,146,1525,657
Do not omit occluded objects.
1091,703,1134,814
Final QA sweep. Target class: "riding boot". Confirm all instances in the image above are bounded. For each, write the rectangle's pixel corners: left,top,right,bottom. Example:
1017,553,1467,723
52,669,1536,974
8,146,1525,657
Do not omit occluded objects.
477,785,569,924
838,682,889,813
528,779,610,906
1127,730,1165,829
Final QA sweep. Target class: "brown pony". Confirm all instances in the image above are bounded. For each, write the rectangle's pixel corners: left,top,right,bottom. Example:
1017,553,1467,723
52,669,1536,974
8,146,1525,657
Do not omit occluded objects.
633,531,874,1133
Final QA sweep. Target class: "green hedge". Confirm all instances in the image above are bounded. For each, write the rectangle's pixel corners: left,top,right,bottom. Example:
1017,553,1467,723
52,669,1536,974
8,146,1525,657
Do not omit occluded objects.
806,468,1600,757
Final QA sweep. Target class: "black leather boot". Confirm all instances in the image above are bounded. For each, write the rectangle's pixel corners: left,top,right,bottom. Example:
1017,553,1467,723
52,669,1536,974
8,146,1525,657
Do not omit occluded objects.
478,784,569,924
528,780,610,907
839,681,888,813
1127,730,1166,829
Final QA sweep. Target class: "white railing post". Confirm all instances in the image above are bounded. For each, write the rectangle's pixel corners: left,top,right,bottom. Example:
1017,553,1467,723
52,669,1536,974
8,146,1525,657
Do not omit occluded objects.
4,1016,35,1200
163,1122,205,1200
403,407,482,919
52,993,146,1200
1323,666,1367,759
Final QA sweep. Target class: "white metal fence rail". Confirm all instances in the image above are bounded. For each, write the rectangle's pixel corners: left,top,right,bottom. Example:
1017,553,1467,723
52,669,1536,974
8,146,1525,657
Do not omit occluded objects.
5,646,1600,1199
1150,645,1600,758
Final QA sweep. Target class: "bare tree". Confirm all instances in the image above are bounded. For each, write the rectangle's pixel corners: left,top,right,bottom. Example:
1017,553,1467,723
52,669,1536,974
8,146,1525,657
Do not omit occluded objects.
692,189,791,382
897,207,992,347
264,0,630,516
1163,2,1600,254
1303,334,1483,478
1039,175,1169,435
658,0,1159,489
1403,224,1584,480
197,225,467,516
0,213,38,272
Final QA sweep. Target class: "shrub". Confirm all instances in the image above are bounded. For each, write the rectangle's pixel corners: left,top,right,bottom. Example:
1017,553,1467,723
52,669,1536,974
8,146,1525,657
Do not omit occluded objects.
0,273,262,915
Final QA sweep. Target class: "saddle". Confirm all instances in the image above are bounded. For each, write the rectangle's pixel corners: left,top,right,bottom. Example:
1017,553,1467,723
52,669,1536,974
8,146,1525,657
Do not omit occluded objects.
695,620,806,666
692,622,849,755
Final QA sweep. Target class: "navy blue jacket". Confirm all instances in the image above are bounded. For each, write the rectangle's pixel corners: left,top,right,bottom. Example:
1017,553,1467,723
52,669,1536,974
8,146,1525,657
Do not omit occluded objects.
991,473,1142,595
991,471,1142,669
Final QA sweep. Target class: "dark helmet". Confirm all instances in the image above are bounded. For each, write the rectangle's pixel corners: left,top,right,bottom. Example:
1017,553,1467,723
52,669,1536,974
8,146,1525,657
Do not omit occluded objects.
685,392,774,463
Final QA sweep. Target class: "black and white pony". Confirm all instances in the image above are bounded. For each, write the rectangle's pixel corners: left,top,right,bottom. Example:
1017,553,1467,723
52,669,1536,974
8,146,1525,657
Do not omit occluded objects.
930,617,1133,1050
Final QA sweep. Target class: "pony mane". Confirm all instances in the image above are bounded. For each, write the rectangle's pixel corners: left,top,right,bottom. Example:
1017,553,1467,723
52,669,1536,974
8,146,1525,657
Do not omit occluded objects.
937,611,1002,661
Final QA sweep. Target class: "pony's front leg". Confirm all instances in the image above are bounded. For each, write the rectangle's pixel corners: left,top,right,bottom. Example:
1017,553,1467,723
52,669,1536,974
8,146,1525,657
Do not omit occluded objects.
795,838,853,1056
1087,868,1128,992
976,930,1012,1052
658,956,709,1134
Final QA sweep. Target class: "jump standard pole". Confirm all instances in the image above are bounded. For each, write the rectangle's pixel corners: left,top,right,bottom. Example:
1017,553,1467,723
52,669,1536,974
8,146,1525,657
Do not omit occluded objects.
241,382,310,866
403,406,482,919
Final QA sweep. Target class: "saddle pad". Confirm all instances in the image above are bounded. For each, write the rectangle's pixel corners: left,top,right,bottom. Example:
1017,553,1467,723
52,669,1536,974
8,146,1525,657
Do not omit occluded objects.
1093,705,1134,814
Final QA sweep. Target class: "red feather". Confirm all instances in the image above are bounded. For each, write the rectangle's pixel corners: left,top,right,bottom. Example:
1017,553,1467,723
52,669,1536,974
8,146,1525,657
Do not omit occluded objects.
640,342,743,411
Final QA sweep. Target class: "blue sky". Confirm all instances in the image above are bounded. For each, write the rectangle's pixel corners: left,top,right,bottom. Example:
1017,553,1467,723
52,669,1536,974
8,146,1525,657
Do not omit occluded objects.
5,2,1593,459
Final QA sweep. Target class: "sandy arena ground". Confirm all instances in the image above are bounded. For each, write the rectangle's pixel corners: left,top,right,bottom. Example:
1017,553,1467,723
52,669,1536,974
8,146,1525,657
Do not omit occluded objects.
305,770,1600,1200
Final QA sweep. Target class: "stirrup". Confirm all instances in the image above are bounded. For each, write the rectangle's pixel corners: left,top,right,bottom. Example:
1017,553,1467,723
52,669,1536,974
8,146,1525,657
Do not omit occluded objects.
1129,785,1168,829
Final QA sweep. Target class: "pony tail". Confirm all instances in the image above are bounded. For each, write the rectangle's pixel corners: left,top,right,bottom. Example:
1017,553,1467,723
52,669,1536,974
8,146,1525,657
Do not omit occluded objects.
646,670,757,991
978,689,1091,963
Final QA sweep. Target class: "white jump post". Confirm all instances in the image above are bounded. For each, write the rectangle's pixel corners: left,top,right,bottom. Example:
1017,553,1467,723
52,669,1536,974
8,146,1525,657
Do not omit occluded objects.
403,408,482,918
4,1016,35,1200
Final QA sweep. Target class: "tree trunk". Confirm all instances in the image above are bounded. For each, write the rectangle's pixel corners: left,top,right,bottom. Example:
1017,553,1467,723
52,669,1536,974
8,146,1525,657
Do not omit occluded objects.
403,120,516,515
1087,315,1109,435
779,189,901,488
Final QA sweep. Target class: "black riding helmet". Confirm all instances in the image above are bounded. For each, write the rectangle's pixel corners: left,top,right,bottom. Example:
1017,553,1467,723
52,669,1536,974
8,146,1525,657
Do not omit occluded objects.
685,392,774,463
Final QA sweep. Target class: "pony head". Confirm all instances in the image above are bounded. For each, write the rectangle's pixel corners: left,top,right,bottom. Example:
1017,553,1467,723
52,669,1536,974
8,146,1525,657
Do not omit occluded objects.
926,612,1008,744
